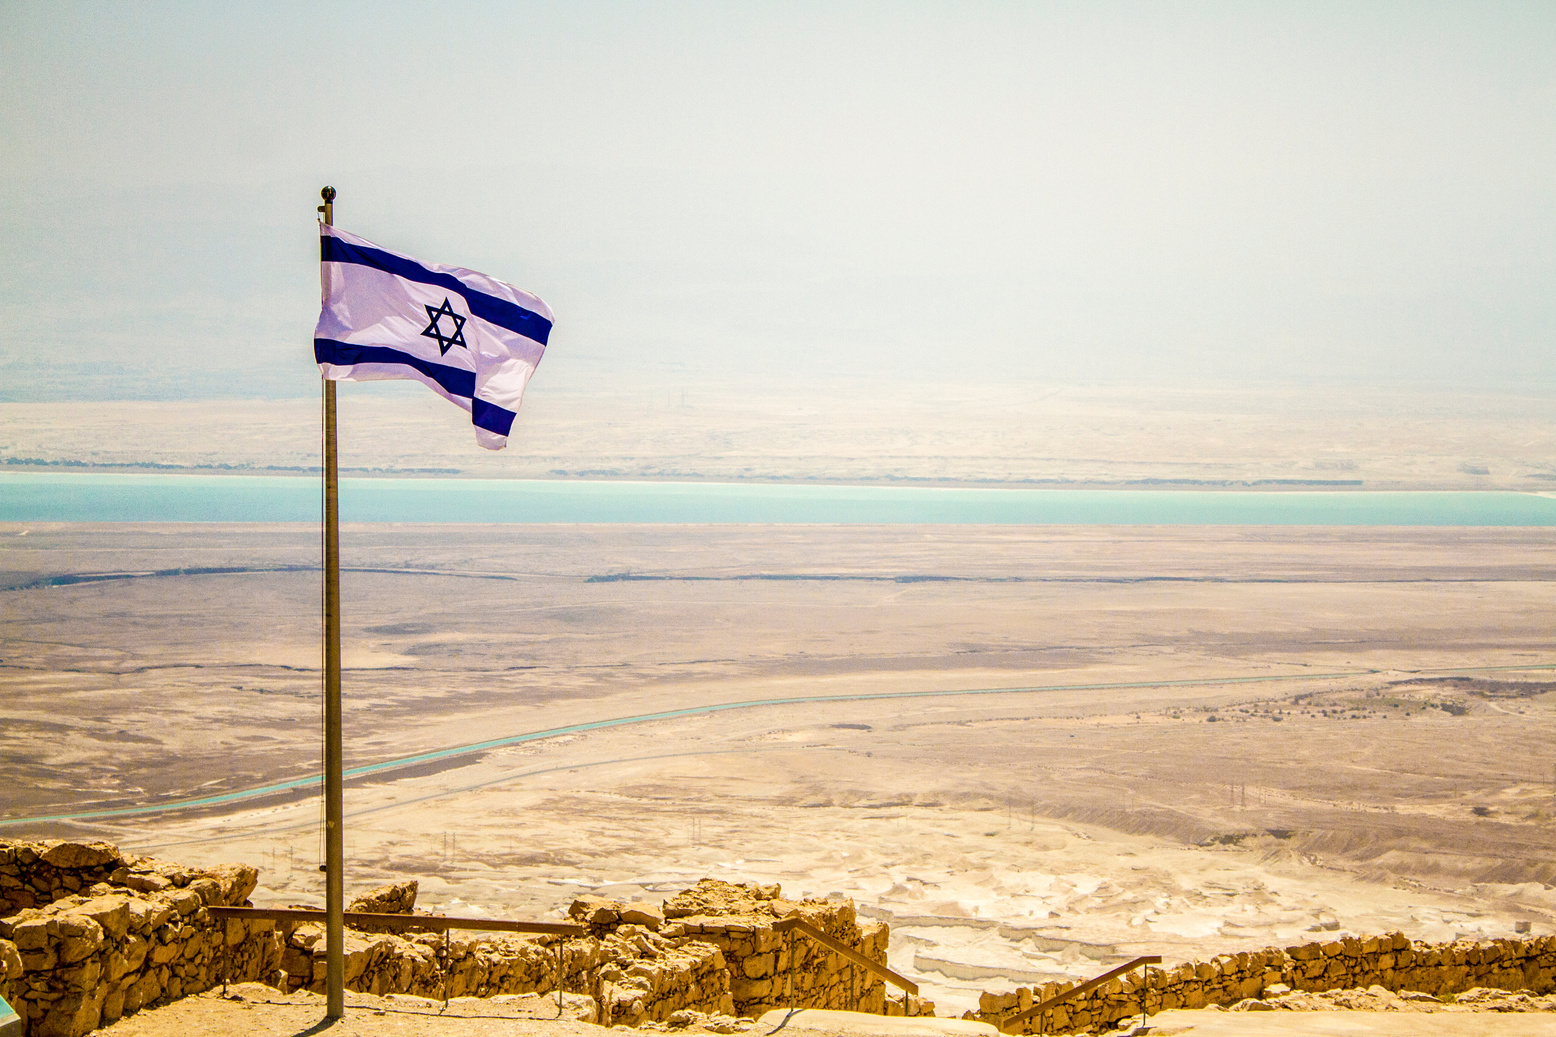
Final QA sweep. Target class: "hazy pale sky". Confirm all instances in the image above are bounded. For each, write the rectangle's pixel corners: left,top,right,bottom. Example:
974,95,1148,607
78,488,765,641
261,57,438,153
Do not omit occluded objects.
2,1,1553,399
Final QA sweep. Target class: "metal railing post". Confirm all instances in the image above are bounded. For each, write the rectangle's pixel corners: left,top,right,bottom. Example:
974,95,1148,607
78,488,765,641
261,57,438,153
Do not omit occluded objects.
440,928,449,1009
999,956,1161,1034
787,929,795,1009
1141,964,1150,1032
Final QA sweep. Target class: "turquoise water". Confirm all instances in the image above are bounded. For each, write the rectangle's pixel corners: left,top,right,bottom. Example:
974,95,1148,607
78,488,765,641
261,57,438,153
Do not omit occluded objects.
2,472,1555,524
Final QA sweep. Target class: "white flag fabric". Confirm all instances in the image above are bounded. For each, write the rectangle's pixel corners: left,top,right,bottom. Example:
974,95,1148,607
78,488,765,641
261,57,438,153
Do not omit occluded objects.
313,224,552,450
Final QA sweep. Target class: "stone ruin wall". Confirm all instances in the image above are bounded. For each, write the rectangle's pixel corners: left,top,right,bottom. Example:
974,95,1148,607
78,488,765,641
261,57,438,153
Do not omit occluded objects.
7,838,1552,1037
0,840,268,1037
0,841,921,1037
269,885,734,1027
974,931,1556,1034
606,879,928,1020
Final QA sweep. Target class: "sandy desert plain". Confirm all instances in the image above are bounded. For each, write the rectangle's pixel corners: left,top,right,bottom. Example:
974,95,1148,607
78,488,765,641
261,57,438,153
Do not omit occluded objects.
4,515,1556,1015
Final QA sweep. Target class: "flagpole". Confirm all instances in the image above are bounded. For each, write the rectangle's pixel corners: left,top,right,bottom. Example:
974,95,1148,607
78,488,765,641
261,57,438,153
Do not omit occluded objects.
317,184,345,1020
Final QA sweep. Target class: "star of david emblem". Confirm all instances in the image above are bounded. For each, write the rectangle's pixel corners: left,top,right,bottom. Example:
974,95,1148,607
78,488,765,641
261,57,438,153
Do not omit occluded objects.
420,298,468,356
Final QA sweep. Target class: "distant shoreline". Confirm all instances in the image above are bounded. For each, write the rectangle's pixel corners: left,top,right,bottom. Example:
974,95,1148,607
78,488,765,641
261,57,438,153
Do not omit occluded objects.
5,471,1556,524
6,393,1553,493
0,458,1453,491
10,458,1556,493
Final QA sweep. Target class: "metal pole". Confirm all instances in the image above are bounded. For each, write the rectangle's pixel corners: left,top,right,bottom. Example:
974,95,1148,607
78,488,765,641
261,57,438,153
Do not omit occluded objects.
1142,965,1150,1032
318,184,345,1020
787,929,795,1009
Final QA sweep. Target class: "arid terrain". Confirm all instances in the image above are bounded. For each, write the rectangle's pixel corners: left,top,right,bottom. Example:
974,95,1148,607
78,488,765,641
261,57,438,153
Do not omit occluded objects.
4,384,1556,489
3,522,1555,1014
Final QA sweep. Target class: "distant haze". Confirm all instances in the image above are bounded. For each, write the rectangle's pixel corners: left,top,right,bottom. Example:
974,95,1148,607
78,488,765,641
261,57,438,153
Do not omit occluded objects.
3,1,1554,400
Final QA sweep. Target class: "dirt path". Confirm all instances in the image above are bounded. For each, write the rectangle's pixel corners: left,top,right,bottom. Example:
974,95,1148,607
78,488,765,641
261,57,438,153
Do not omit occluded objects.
96,985,609,1037
93,990,1556,1037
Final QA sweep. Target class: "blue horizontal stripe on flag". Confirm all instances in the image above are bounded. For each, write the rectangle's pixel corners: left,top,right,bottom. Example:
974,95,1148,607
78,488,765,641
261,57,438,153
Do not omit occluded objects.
321,236,552,346
314,339,476,399
472,399,517,437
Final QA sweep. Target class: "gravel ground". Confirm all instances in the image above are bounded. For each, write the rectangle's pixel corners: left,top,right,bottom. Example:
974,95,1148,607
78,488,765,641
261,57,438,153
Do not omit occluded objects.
96,984,613,1037
1147,1008,1556,1035
93,987,1556,1037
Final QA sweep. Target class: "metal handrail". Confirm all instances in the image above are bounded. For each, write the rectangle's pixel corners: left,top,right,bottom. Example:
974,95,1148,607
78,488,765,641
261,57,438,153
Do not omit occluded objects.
208,905,585,1012
999,955,1161,1034
206,906,584,936
773,915,918,1016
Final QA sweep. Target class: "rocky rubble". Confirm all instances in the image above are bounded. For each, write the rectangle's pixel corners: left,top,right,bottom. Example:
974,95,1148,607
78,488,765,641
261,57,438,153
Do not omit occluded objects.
0,840,918,1036
340,880,427,934
14,836,1547,1037
569,879,931,1023
346,879,419,917
259,877,732,1024
0,840,271,1037
264,877,922,1025
655,878,918,1019
973,931,1556,1033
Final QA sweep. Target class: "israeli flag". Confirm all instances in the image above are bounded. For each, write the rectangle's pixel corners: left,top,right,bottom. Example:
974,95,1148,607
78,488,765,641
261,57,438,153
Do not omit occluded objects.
313,224,553,450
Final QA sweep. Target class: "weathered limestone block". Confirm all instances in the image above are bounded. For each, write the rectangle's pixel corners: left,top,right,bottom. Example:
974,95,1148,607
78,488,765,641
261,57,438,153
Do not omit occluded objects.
340,932,383,985
11,918,54,952
179,932,206,959
166,889,201,916
118,873,170,895
38,843,119,872
103,945,135,985
124,896,176,934
980,990,1019,1014
743,951,777,979
884,992,935,1017
54,958,100,994
203,863,259,906
147,932,183,968
349,880,418,916
74,896,131,942
184,878,221,908
101,977,132,1024
730,975,773,1002
621,901,665,930
0,938,20,984
21,946,60,975
54,915,104,965
664,880,781,919
571,894,624,928
32,986,106,1037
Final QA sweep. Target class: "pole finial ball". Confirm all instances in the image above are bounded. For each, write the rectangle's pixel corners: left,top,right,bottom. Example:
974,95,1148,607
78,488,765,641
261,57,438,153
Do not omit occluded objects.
321,186,337,203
